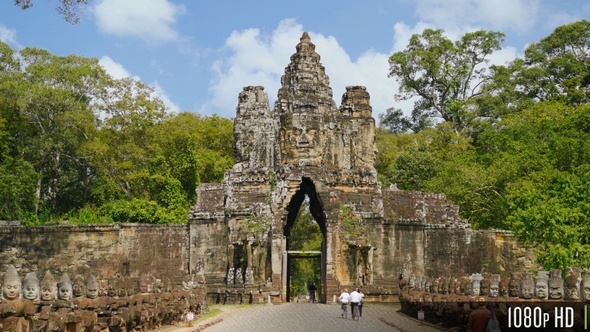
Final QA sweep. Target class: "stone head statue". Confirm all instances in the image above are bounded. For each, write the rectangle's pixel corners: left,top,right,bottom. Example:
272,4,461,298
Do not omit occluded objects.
460,276,471,295
57,273,73,301
470,273,483,296
508,272,521,297
565,267,581,300
22,272,39,300
40,270,56,301
480,277,490,296
86,275,99,299
548,269,564,300
500,277,509,297
582,269,590,301
489,274,501,298
520,272,534,299
107,277,118,297
2,264,21,300
73,275,85,298
138,274,149,294
535,271,549,299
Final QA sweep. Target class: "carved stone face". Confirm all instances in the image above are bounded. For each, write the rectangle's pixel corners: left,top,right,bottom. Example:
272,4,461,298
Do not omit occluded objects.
549,282,563,299
566,285,580,300
521,282,534,299
22,281,39,300
480,282,490,296
535,281,548,299
73,282,85,298
489,284,500,298
58,283,73,300
41,284,54,301
471,281,481,296
3,280,21,300
139,280,148,293
282,113,321,163
509,282,520,297
583,283,590,301
86,284,99,299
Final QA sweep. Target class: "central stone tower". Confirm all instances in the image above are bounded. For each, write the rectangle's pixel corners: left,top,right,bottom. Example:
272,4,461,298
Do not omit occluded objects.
189,33,473,304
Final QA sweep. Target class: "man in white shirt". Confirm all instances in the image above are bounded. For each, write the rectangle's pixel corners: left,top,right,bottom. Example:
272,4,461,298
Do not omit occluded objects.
338,288,350,318
349,287,361,320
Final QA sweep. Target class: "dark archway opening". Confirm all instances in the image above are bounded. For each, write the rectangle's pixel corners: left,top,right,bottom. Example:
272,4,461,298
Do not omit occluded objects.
283,177,327,303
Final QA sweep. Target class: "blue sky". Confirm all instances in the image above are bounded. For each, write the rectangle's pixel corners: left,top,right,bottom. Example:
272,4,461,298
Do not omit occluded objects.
0,0,588,120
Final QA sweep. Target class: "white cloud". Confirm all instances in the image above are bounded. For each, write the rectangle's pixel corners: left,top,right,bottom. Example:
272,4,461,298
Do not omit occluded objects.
99,56,180,113
99,56,133,79
93,0,185,43
199,19,399,120
0,24,17,46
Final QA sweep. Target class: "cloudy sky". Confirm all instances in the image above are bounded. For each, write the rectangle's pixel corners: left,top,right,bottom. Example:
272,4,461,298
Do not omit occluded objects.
0,0,588,120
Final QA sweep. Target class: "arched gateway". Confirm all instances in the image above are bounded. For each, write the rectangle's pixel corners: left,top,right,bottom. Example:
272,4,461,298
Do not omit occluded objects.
188,33,498,304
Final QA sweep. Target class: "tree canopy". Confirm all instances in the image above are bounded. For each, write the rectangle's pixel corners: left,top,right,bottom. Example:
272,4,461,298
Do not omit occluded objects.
384,28,504,133
379,20,590,270
0,41,234,224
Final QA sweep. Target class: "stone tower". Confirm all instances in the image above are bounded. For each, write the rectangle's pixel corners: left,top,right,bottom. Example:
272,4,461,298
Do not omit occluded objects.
189,33,475,303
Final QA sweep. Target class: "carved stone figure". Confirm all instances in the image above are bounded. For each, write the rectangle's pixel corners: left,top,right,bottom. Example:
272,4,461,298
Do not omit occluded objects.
480,276,490,296
40,270,56,301
582,269,590,301
489,274,500,298
57,273,73,301
565,267,581,300
73,274,85,298
2,264,21,300
535,271,549,299
508,272,521,297
138,274,149,294
86,275,99,299
22,272,39,301
520,272,534,299
548,269,564,300
470,273,483,296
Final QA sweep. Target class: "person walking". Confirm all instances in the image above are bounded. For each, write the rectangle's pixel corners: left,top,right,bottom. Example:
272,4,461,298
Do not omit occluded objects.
349,287,361,320
467,297,491,332
308,282,317,303
338,288,350,318
357,288,365,317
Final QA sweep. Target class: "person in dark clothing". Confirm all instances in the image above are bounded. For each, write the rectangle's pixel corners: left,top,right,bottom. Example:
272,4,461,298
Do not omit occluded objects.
467,298,491,332
308,282,317,303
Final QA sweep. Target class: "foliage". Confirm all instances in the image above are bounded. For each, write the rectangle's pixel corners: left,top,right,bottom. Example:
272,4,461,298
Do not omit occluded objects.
288,199,322,297
0,42,235,224
339,205,366,242
14,0,88,24
387,28,504,133
0,158,38,220
100,198,185,224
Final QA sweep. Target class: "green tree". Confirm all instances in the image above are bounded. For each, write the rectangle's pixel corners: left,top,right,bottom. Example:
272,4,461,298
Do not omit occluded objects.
288,198,322,298
387,29,505,133
481,20,590,119
5,46,108,216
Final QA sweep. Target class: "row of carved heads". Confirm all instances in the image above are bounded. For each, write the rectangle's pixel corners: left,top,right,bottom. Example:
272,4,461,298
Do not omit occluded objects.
403,267,590,300
2,264,152,301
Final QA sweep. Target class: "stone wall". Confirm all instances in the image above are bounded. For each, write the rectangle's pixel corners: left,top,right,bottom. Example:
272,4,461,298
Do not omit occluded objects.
0,223,190,282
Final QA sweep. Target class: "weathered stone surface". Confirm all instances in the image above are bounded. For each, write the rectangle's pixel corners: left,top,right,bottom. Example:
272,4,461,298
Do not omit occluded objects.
188,32,538,304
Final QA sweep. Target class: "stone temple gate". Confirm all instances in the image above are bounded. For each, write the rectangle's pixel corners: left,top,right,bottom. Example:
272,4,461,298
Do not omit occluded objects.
188,33,527,304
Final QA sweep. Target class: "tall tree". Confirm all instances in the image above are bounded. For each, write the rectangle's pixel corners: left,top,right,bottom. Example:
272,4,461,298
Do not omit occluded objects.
386,29,504,133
